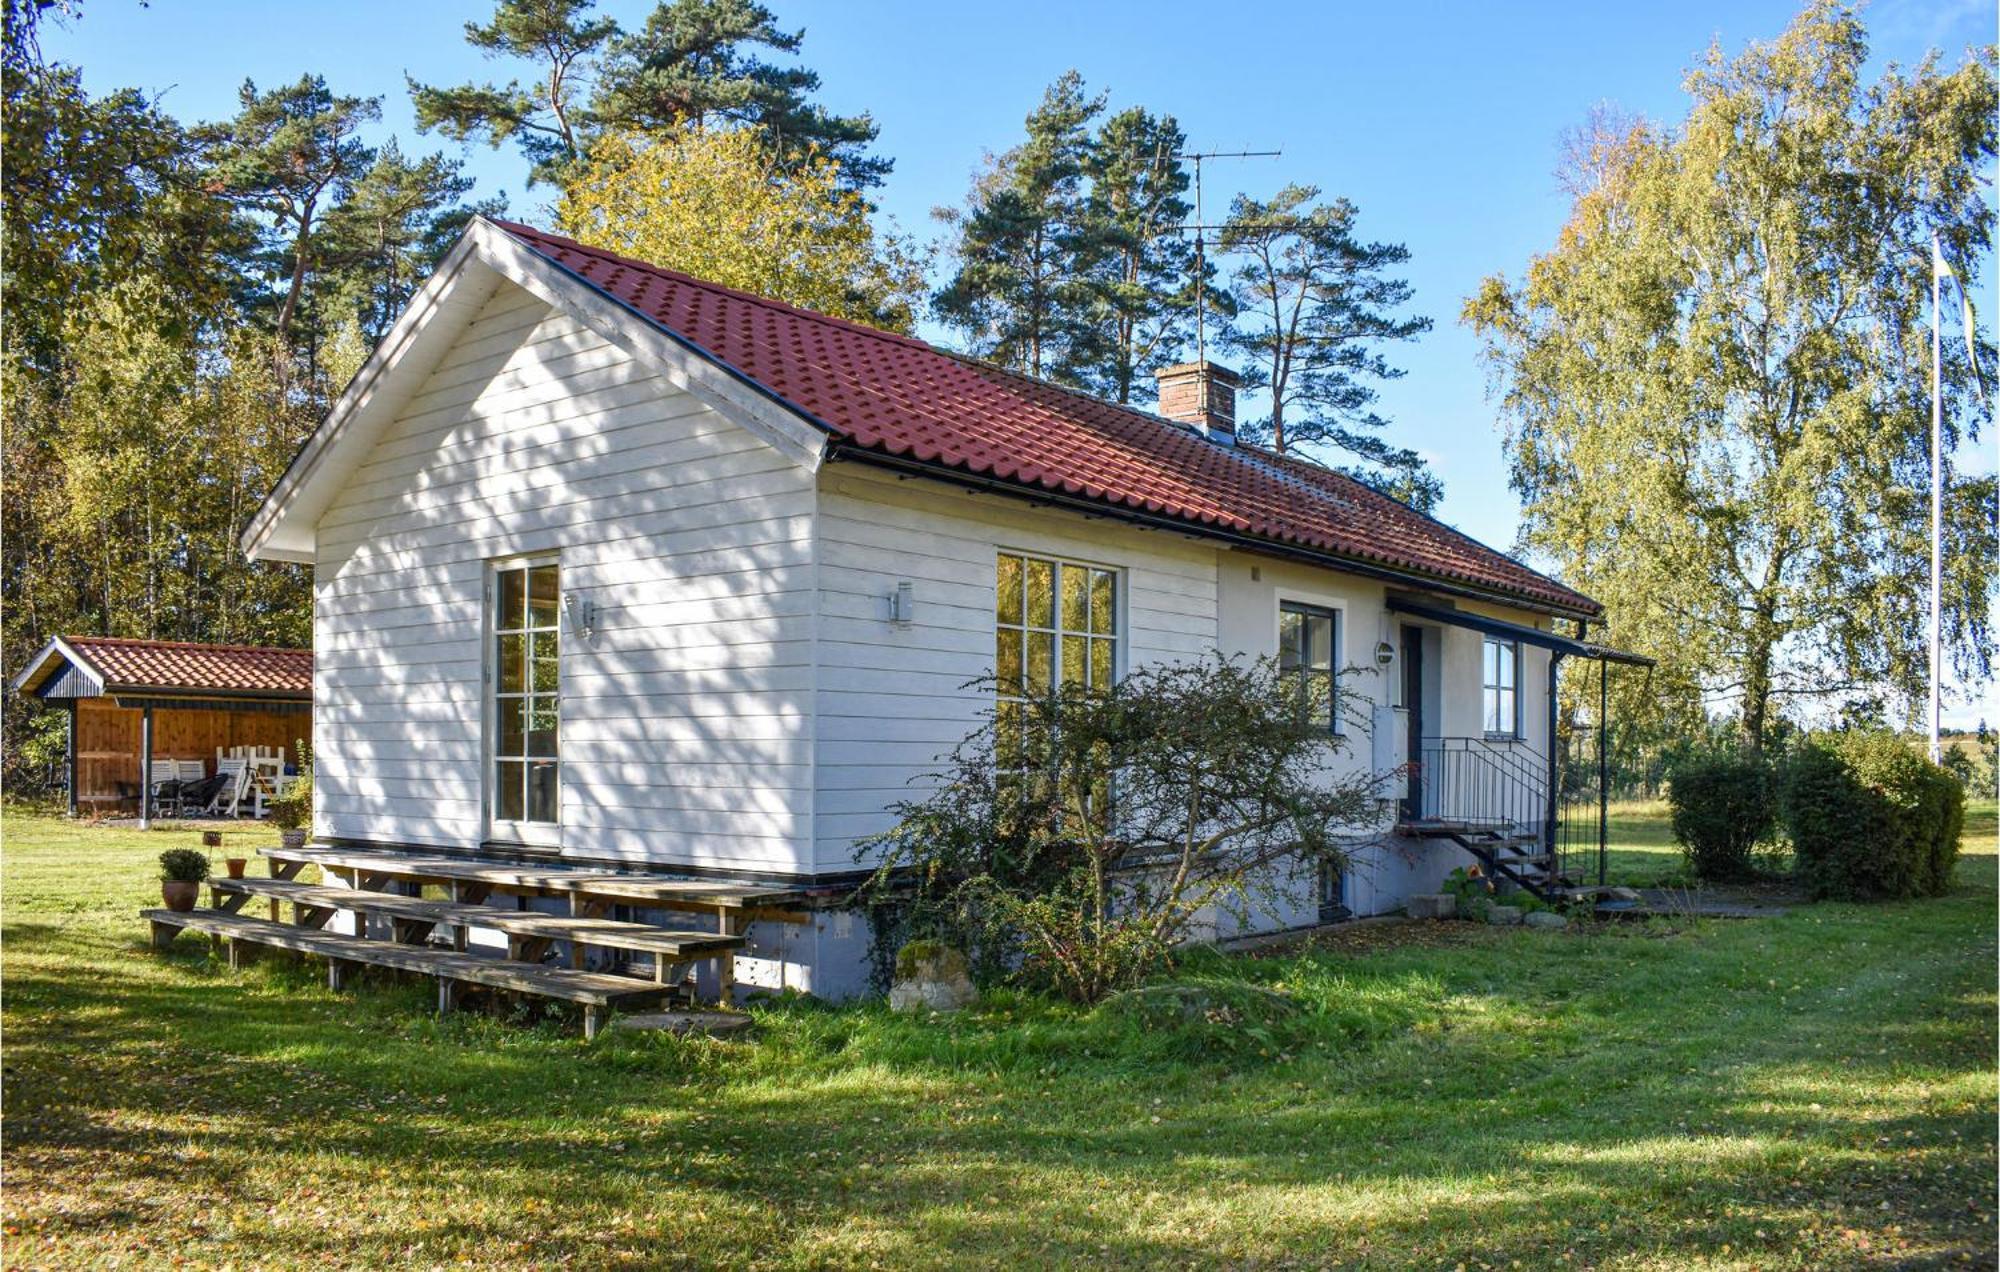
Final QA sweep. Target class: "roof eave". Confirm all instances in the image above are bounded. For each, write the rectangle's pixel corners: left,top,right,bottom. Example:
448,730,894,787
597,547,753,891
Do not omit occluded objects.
826,444,1602,622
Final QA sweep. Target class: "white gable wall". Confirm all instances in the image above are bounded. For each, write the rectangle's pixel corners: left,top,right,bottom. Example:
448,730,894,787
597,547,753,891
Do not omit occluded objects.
312,280,819,874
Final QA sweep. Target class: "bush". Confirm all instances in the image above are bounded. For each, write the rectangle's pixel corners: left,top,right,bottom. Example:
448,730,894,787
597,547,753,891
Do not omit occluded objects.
857,653,1386,1004
1666,752,1775,881
158,848,210,883
1783,732,1964,902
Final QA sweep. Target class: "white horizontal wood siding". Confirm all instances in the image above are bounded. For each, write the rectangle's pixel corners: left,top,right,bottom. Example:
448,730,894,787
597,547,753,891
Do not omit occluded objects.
811,467,1220,872
312,281,817,873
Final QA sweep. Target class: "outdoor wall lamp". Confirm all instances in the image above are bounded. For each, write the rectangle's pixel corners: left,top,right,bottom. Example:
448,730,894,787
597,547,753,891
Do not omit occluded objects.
1374,640,1396,666
562,591,597,640
887,580,916,627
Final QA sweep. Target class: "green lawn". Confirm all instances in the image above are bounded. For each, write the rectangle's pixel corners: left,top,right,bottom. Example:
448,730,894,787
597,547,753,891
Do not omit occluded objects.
3,804,1994,1269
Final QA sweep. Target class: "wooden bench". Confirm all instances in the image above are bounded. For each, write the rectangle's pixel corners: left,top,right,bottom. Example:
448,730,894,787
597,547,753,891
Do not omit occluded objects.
143,907,676,1038
210,877,745,985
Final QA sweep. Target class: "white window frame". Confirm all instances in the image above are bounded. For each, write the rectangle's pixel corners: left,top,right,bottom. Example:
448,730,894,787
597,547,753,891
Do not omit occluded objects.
993,550,1124,702
1482,635,1521,741
486,554,562,848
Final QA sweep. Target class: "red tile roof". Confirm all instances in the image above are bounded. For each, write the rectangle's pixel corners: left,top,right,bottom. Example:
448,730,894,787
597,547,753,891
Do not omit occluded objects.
61,637,312,697
495,220,1599,616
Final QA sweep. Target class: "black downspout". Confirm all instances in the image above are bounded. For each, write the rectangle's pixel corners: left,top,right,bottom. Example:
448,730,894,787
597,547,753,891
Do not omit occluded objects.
1597,658,1610,887
1545,650,1564,871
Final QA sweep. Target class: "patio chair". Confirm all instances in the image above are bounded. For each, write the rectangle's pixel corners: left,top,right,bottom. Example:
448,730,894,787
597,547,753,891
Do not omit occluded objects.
148,760,184,817
207,758,253,818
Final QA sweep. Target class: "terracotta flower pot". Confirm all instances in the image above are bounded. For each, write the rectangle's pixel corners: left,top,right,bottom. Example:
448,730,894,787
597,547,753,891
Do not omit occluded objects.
161,880,199,912
225,858,247,879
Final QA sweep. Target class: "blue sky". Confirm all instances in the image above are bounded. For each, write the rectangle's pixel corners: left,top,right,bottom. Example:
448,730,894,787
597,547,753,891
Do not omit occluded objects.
44,0,1999,720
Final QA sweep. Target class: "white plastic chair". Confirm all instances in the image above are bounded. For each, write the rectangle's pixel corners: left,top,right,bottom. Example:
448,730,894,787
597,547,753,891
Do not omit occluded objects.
209,758,253,817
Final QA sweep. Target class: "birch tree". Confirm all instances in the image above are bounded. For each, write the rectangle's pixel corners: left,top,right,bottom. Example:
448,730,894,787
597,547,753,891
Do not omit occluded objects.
1463,2,1997,749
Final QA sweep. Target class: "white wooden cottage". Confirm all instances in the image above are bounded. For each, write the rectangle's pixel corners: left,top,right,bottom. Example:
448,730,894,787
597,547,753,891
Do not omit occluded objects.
242,217,1641,999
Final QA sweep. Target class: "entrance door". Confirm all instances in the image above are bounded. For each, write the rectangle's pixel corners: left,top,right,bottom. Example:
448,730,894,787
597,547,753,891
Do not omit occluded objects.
1400,624,1424,821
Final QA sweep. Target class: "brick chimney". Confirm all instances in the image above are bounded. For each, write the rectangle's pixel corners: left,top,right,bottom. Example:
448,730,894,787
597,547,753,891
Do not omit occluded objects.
1155,361,1239,444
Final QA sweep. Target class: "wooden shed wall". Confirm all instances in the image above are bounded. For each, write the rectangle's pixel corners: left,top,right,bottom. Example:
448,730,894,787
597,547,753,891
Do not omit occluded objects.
73,699,307,802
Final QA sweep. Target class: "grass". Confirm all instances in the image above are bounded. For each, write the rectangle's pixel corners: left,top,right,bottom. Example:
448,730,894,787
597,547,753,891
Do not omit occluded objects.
3,804,1994,1269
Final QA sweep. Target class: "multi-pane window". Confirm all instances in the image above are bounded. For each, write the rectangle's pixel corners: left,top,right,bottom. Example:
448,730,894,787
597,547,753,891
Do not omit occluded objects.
493,559,560,828
1278,601,1339,732
1482,635,1519,737
995,553,1118,698
994,553,1116,768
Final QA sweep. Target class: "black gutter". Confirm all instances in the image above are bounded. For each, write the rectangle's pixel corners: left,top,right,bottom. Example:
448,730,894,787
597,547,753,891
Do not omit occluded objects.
826,443,1603,623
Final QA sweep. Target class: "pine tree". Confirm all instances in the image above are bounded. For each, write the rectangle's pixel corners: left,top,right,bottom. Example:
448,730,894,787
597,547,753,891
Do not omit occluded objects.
321,139,497,345
933,71,1104,382
411,0,884,188
204,75,380,373
1219,186,1436,509
595,0,886,187
409,0,619,187
1074,107,1194,404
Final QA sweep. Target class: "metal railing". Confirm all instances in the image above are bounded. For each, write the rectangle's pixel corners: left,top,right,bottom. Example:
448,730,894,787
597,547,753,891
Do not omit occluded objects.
1405,737,1550,841
1554,722,1608,886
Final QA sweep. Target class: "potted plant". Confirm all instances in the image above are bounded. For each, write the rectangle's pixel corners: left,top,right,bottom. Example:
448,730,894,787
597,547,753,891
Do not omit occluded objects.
203,829,245,879
268,762,312,852
159,848,210,912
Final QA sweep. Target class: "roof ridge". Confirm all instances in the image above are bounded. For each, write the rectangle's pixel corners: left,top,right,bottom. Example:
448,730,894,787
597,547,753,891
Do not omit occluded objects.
67,635,311,656
488,218,934,353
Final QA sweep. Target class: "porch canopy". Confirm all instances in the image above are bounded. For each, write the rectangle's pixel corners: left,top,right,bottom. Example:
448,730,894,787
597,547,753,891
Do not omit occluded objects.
1387,597,1652,887
12,636,312,826
1384,598,1654,667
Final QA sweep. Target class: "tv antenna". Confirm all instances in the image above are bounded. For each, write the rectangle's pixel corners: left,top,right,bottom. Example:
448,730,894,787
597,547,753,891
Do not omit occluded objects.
1175,147,1281,363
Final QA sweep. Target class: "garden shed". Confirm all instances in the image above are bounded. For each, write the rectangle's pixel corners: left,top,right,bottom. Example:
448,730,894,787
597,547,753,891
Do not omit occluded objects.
11,636,312,824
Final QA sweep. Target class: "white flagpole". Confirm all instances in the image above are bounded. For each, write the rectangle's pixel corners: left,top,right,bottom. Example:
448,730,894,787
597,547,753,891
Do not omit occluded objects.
1930,236,1943,765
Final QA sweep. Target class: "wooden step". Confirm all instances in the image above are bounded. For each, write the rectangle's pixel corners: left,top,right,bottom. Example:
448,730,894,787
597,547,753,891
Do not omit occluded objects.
211,878,745,971
143,908,675,1038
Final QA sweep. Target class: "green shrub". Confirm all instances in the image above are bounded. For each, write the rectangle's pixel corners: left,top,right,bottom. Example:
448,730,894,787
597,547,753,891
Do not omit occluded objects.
1441,865,1492,920
1666,752,1775,881
1783,732,1964,902
158,848,210,883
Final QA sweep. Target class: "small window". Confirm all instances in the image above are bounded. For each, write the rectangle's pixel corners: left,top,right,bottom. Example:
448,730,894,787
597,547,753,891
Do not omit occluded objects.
1279,601,1339,732
1318,859,1349,923
492,558,560,835
1483,636,1519,738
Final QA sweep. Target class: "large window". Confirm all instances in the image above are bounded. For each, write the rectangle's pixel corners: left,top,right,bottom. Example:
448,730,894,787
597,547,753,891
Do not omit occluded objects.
492,558,560,833
995,553,1116,766
1482,635,1519,738
1279,601,1339,732
995,553,1118,697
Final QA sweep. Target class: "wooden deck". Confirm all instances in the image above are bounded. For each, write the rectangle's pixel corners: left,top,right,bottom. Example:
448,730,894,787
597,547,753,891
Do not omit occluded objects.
261,846,811,916
143,908,680,1039
140,847,796,1036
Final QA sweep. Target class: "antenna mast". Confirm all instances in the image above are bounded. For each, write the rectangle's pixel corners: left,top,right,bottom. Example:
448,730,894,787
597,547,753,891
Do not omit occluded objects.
1178,147,1280,363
